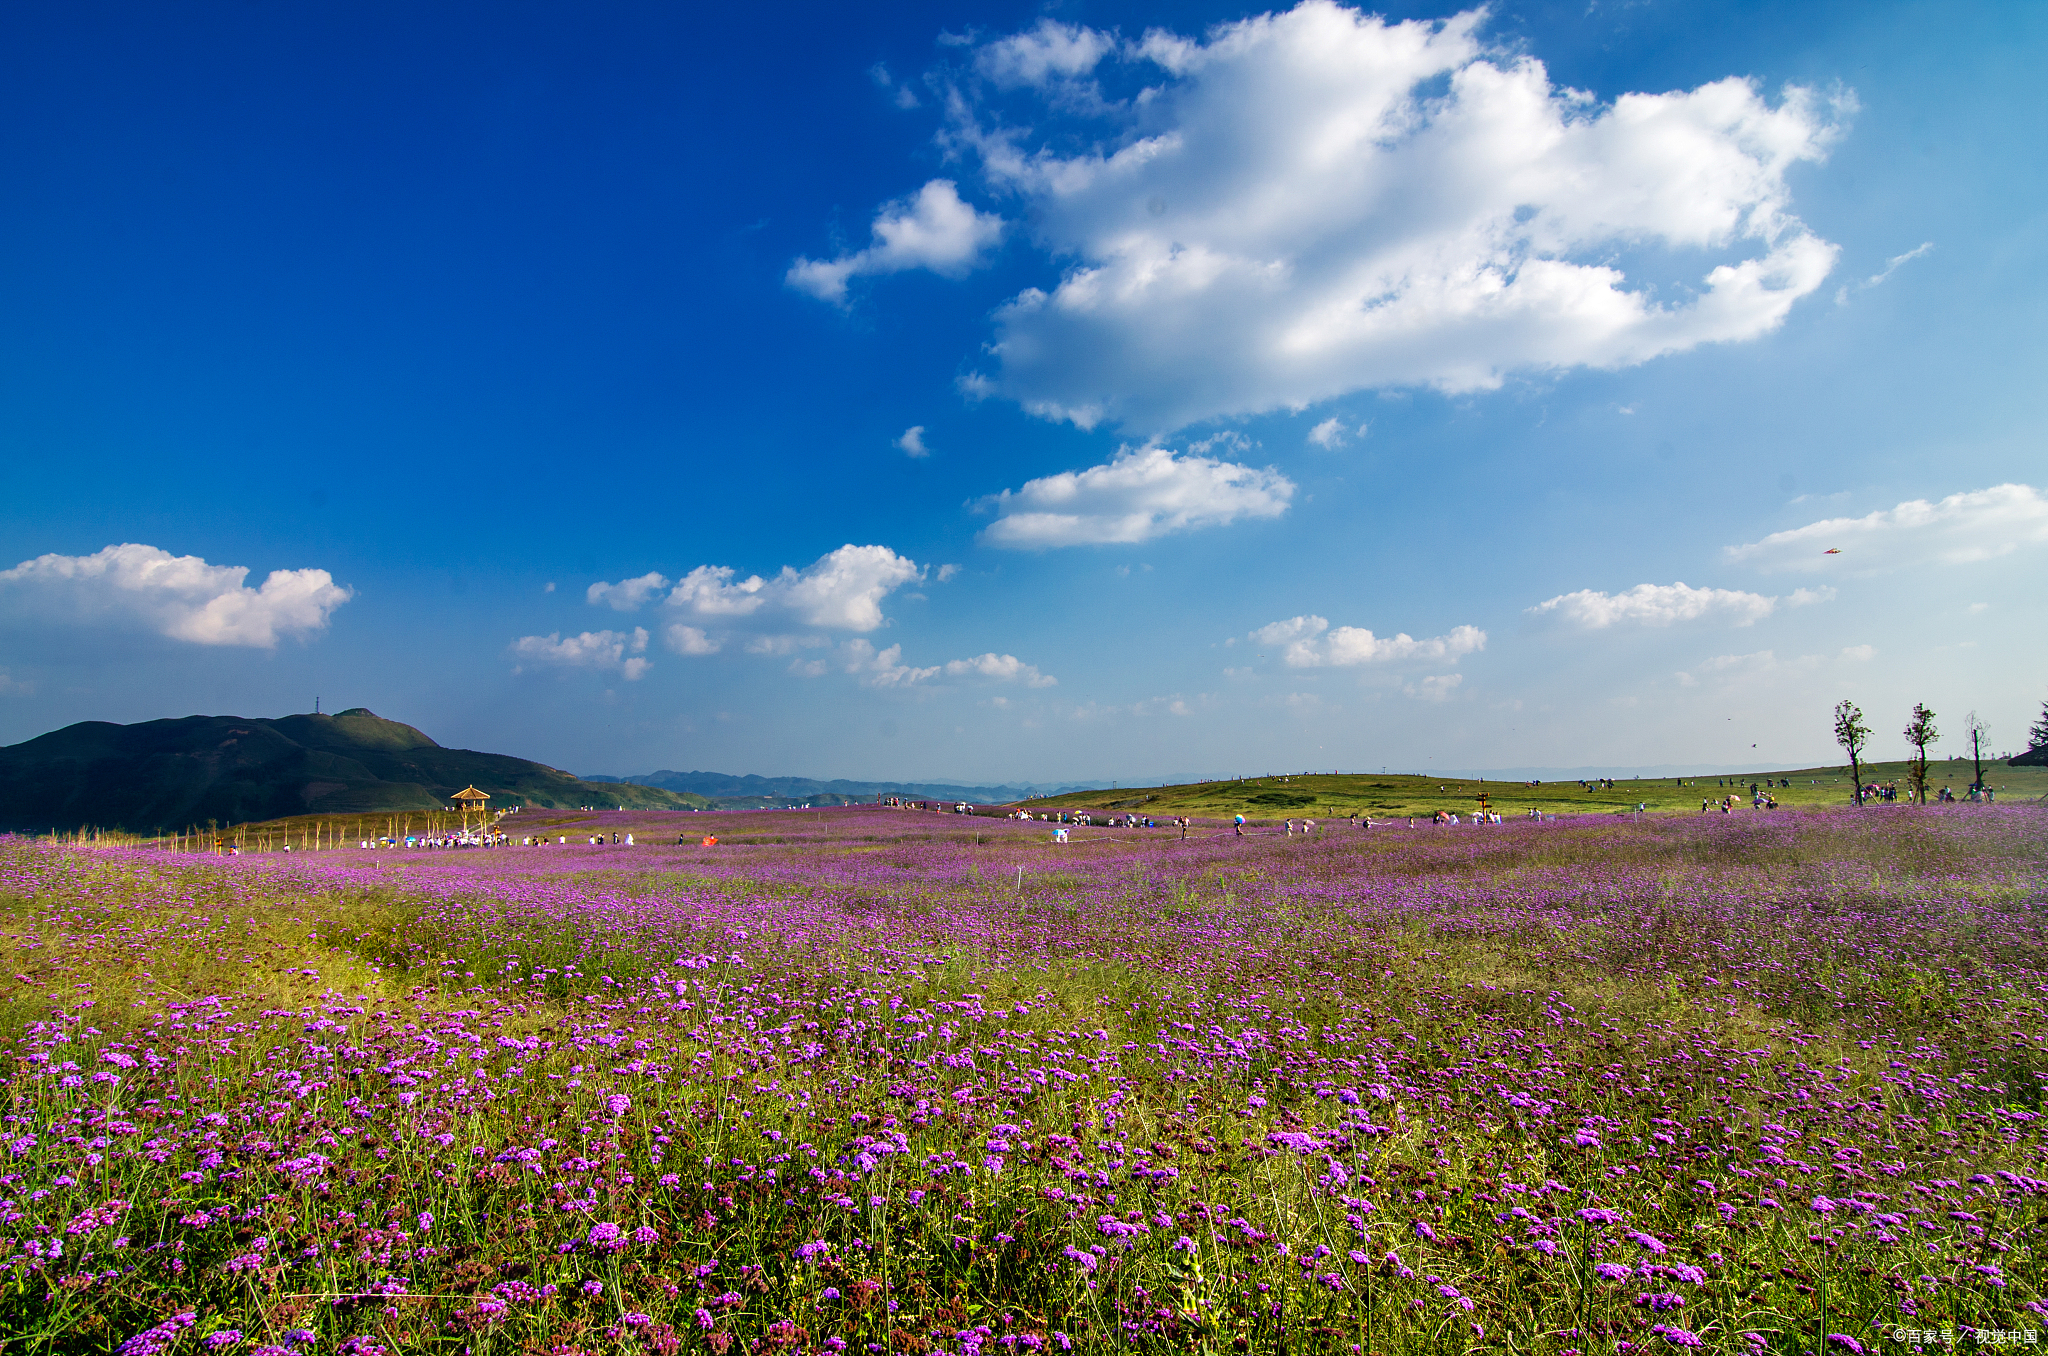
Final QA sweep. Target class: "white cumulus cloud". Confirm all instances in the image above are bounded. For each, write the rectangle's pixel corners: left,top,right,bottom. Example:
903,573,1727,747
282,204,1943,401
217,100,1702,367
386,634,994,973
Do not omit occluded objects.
979,445,1294,548
840,640,942,689
587,571,670,611
662,624,721,656
787,180,1003,304
841,640,1056,689
896,426,931,458
585,545,1055,687
1306,418,1347,449
775,545,925,629
0,543,351,648
592,545,922,635
943,652,1057,686
510,627,651,681
1526,581,1792,628
1725,484,2048,573
975,18,1116,88
1249,614,1486,667
934,1,1844,433
667,565,771,619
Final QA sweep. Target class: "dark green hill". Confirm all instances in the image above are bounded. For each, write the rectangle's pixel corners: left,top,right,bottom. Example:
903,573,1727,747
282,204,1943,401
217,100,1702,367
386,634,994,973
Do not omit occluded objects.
0,708,709,832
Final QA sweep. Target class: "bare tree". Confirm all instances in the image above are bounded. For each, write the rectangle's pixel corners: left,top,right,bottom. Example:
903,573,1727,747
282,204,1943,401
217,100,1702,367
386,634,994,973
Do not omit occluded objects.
1966,710,1989,794
1834,699,1871,806
1904,703,1938,805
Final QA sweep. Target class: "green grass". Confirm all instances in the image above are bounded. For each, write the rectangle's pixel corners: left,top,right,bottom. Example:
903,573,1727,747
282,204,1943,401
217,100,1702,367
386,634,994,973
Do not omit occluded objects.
1017,758,2048,822
0,809,2042,1354
32,759,2044,852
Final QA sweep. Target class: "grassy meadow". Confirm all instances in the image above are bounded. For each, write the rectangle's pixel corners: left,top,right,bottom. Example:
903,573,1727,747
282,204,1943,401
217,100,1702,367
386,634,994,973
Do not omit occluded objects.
0,801,2043,1355
1019,760,2048,823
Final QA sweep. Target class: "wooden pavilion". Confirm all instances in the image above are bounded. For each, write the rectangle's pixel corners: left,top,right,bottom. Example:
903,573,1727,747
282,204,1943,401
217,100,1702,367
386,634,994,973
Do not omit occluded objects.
452,785,491,833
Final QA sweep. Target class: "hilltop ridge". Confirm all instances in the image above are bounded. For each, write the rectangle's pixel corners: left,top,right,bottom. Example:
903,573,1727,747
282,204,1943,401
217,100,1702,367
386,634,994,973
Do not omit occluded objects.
0,709,707,832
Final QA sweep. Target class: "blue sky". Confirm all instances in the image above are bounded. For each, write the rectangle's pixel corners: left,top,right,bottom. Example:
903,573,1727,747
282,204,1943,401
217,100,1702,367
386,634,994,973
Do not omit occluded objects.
2,0,2043,783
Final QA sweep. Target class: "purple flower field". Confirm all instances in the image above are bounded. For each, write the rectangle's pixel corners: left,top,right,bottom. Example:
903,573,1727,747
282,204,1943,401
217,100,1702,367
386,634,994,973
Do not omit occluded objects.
1,805,2044,1354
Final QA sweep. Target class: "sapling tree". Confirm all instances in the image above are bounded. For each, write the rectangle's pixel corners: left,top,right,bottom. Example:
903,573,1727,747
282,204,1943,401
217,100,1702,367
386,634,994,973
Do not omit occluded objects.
1904,703,1938,805
1965,710,1988,794
1834,699,1871,806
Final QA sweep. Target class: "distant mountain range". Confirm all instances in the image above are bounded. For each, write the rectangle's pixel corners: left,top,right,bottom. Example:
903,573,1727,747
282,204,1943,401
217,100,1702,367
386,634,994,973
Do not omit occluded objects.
583,769,1096,807
0,709,708,832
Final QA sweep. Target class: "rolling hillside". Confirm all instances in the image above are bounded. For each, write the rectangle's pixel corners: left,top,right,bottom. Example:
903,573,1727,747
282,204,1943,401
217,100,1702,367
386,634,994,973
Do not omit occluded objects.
1013,757,2048,821
0,708,708,832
